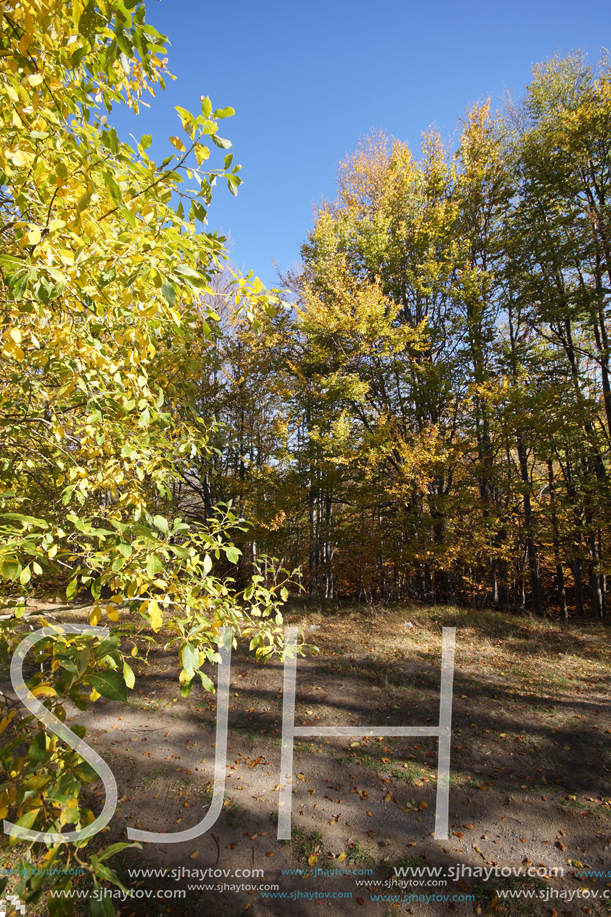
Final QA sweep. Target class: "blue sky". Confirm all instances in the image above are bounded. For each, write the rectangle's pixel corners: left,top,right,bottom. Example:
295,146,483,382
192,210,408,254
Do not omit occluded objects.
111,0,611,290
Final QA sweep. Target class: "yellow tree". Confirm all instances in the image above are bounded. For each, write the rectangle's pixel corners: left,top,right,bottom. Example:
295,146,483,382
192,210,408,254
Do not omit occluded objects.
0,0,286,907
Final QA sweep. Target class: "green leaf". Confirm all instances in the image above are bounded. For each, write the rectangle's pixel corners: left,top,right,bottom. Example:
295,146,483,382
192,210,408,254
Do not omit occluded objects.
49,890,74,917
200,96,212,118
1,560,21,582
212,135,232,149
74,760,100,782
19,565,31,585
181,641,199,677
224,545,241,564
120,204,136,229
227,174,241,196
89,671,127,703
153,514,169,535
1,512,49,528
161,279,176,307
140,133,152,150
138,406,151,428
213,106,235,119
97,841,140,862
190,200,207,223
122,661,135,690
90,890,117,916
179,677,193,697
104,172,122,205
28,731,49,765
77,190,93,212
9,808,40,844
145,554,162,577
198,670,214,692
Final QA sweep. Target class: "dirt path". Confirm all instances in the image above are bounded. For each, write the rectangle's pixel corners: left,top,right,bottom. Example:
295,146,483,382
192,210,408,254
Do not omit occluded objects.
2,603,610,916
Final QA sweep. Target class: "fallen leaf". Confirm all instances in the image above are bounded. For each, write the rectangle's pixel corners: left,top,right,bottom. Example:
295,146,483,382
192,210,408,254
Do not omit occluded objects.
419,800,428,811
338,852,346,862
357,898,365,906
189,851,199,859
266,852,274,857
308,855,318,866
556,841,567,852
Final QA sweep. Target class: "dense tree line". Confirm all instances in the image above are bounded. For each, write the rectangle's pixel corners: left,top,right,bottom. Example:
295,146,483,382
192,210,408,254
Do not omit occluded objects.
191,53,611,617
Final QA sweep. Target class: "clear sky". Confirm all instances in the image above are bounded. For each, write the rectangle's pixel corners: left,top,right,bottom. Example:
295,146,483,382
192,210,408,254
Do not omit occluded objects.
110,0,611,290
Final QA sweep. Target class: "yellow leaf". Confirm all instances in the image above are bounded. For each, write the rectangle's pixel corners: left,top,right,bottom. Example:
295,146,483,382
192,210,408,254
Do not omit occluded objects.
11,149,33,167
31,685,57,698
149,599,163,632
27,227,42,245
0,712,16,735
106,607,119,622
308,854,318,866
169,136,186,152
0,790,8,820
90,688,101,701
190,850,199,859
419,800,428,810
28,73,44,87
9,328,22,344
2,339,25,361
89,605,102,626
337,852,346,862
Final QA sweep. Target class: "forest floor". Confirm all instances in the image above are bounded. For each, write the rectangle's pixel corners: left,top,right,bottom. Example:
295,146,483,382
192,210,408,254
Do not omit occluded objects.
1,601,611,917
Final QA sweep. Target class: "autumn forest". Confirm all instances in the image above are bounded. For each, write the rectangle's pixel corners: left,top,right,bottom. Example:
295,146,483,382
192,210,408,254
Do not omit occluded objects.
188,54,611,619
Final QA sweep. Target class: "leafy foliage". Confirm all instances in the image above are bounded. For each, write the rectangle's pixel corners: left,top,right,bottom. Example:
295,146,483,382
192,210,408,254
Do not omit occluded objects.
0,0,289,909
